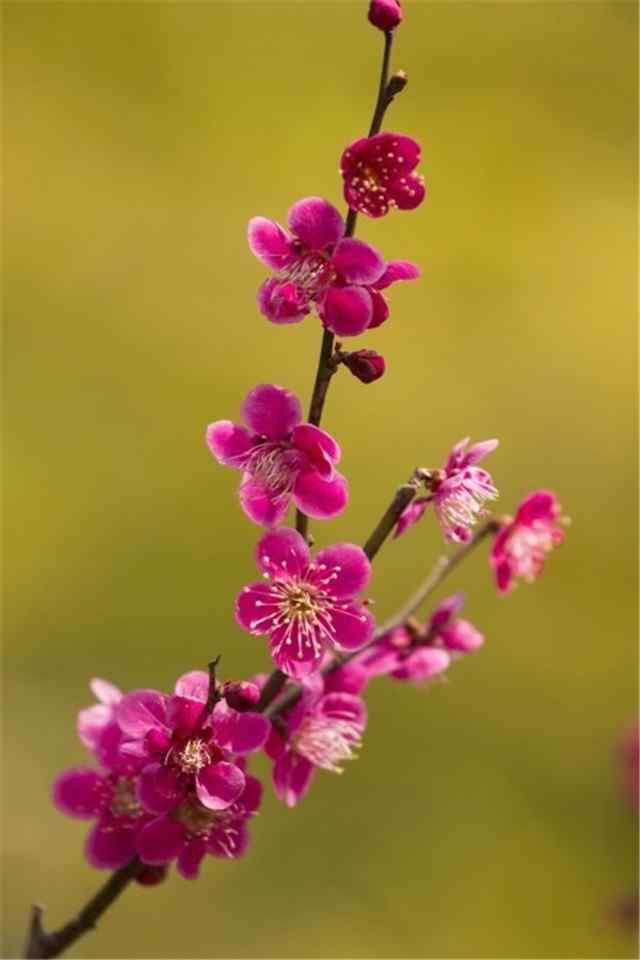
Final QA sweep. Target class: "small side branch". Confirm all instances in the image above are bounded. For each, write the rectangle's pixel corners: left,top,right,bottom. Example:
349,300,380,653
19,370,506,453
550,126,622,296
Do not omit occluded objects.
362,471,422,561
24,859,143,959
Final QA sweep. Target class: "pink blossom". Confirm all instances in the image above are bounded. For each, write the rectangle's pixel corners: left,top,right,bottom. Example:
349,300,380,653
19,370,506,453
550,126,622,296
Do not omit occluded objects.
394,437,499,544
490,490,565,593
249,196,419,335
264,678,367,807
116,672,269,818
136,772,262,878
340,133,425,218
207,384,348,526
352,594,484,684
236,528,375,679
368,0,402,32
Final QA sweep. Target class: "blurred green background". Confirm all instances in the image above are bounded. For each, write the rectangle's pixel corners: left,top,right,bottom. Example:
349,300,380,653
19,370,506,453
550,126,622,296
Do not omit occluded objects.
3,1,637,957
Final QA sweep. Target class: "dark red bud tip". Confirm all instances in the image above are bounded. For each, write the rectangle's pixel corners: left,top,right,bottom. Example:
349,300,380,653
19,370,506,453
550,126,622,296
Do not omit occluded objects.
136,865,167,886
368,0,403,32
223,680,261,712
342,349,386,384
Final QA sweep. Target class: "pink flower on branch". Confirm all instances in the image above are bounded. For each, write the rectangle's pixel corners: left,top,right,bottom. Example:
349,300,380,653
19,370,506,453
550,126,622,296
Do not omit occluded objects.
394,437,499,544
490,490,565,593
249,196,419,335
236,528,375,679
264,677,367,807
207,384,347,526
340,132,425,218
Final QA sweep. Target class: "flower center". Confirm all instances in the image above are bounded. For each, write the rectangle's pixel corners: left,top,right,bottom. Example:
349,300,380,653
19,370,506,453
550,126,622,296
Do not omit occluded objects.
110,777,143,819
505,521,557,581
281,252,333,298
177,738,211,775
173,797,222,839
294,716,362,774
247,443,298,496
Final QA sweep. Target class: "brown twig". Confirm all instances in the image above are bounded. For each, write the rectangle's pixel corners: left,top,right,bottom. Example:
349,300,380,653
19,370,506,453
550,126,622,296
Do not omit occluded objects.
362,470,423,561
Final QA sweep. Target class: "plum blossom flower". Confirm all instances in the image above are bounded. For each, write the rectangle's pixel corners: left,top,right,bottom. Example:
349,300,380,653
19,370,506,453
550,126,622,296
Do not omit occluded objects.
207,384,347,526
116,672,269,818
350,594,484,685
264,678,367,807
340,133,425,218
490,490,565,593
368,0,402,32
249,196,419,335
136,771,262,878
394,438,499,544
236,528,375,679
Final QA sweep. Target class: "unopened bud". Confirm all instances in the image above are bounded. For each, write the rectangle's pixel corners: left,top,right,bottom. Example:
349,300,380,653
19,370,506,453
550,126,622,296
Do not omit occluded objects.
368,0,403,32
386,70,408,97
342,349,386,384
223,680,261,712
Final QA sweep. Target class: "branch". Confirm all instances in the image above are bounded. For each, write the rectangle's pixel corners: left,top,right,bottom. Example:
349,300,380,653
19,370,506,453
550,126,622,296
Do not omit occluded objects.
362,470,422,561
24,859,143,959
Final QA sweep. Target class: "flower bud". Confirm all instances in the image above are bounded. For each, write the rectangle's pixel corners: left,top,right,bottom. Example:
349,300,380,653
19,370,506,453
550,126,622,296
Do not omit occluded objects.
136,865,168,886
368,0,403,32
342,349,386,384
223,680,261,712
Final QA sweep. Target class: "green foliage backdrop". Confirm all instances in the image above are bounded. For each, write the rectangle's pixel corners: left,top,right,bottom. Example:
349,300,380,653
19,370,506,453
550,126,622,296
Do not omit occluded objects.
3,2,637,957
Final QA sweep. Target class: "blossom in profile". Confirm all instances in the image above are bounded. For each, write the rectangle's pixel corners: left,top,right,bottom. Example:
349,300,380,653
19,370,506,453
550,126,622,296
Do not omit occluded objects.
340,133,425,218
353,593,484,684
236,528,375,679
249,196,418,335
490,490,565,593
368,0,403,32
207,384,348,526
395,437,499,544
264,677,367,807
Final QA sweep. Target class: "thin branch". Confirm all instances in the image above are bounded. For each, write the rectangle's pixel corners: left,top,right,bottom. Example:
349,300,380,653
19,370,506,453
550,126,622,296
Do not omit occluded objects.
24,859,143,959
362,471,421,561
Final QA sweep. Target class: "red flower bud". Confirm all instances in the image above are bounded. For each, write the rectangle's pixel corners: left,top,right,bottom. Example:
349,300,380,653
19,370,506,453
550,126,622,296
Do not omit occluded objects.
342,349,386,384
368,0,403,32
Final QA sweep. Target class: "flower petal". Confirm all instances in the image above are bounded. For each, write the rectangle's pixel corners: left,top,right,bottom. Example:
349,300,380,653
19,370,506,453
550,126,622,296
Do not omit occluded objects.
53,768,106,819
440,619,484,653
287,197,344,251
272,751,315,807
206,421,252,468
462,438,499,467
240,774,263,814
196,761,245,811
313,543,371,598
373,260,421,290
389,171,426,211
86,818,138,869
137,762,185,815
393,497,430,539
77,704,112,751
255,527,310,577
318,692,367,729
331,603,375,651
257,278,308,324
515,489,559,526
236,580,280,635
115,690,169,740
293,471,348,520
322,285,372,337
174,670,209,702
332,238,385,285
368,290,390,329
177,838,208,879
208,819,250,859
241,384,301,440
137,815,184,865
239,473,290,527
89,678,122,705
392,647,450,682
428,593,465,632
292,423,341,467
270,625,324,680
248,217,293,270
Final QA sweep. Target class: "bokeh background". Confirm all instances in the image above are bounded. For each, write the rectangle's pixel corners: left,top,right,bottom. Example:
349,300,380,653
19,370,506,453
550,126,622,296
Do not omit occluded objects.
3,1,637,957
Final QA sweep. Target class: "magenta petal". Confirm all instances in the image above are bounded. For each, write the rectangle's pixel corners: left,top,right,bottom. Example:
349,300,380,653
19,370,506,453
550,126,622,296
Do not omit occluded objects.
428,593,465,632
331,603,375,651
208,820,250,859
314,543,371,598
206,421,252,468
393,497,430,539
177,838,208,879
462,438,499,467
319,692,367,729
90,677,122,705
322,285,372,337
256,527,310,577
241,384,301,441
228,712,271,754
332,238,385,285
373,260,421,290
515,489,559,526
236,580,279,635
53,768,106,819
86,819,138,869
392,648,450,682
273,751,315,807
196,762,245,811
248,216,293,270
258,278,308,324
270,627,323,680
116,690,169,739
287,196,344,251
77,704,112,751
389,171,426,211
241,775,263,814
137,815,184,865
239,473,289,527
440,619,484,653
293,471,348,520
292,423,341,466
368,290,390,329
137,763,185,815
174,670,209,702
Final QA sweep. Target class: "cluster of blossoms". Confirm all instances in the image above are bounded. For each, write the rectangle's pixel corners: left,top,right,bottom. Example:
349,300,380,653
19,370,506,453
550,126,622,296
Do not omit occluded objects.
48,6,567,950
